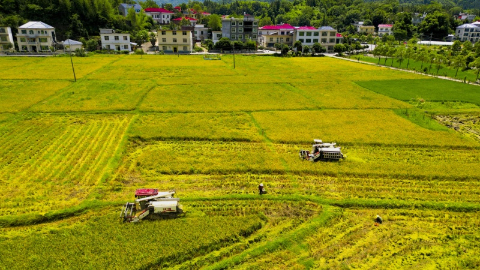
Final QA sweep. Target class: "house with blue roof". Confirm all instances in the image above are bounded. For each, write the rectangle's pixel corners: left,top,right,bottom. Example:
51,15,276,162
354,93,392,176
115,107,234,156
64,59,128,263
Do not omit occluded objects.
455,21,480,43
119,3,142,17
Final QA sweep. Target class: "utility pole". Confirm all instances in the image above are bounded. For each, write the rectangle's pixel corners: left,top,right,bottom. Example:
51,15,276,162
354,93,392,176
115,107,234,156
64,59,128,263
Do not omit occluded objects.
233,42,235,69
68,39,77,82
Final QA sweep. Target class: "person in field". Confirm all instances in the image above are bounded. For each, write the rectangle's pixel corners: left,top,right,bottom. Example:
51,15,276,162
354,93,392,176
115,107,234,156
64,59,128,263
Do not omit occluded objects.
375,215,383,224
258,183,264,195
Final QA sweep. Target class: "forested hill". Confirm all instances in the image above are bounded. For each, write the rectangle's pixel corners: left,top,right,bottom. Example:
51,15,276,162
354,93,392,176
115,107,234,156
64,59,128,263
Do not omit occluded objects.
365,0,479,10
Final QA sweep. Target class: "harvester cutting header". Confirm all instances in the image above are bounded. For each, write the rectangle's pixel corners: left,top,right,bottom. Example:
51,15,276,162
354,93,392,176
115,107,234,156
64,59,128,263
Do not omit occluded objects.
299,139,345,161
120,189,183,223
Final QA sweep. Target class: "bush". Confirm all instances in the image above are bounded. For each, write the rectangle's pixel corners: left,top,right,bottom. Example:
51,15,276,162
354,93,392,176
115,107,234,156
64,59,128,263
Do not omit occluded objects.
194,46,204,52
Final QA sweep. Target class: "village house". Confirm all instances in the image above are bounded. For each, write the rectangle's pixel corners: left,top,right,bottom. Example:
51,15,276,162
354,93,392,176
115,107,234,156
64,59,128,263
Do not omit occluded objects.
62,39,83,52
144,7,174,24
212,31,222,44
0,26,14,52
118,3,142,17
258,24,294,48
354,22,375,35
455,21,480,43
16,21,56,52
377,24,393,37
157,28,193,53
100,28,131,51
221,14,259,42
194,24,209,42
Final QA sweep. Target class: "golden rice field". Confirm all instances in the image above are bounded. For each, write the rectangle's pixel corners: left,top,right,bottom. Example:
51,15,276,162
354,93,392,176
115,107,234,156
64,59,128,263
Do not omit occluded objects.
0,54,479,269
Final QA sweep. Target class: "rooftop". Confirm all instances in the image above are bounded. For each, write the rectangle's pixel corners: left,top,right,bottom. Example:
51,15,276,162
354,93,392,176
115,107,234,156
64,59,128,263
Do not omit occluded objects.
19,21,54,29
296,26,317,30
318,26,335,31
378,24,393,27
63,39,83,45
144,7,174,13
260,24,295,30
172,16,197,21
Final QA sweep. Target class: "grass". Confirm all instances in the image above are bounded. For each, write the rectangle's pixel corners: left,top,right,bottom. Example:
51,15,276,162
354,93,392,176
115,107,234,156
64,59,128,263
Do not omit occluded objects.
30,80,155,112
139,83,315,112
0,80,71,112
356,78,480,106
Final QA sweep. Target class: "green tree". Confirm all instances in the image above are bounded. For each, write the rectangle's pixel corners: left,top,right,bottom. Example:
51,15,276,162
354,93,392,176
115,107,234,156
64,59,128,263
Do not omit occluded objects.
214,37,232,51
469,57,480,82
452,55,466,77
293,40,302,54
395,46,406,67
140,0,159,9
203,39,214,50
387,46,396,66
208,14,222,31
333,43,346,55
134,30,149,47
259,16,273,27
373,44,385,64
245,40,256,51
85,39,98,52
149,32,157,47
434,54,446,75
452,40,462,56
302,45,310,55
418,11,451,40
281,44,290,56
462,40,473,55
312,42,325,54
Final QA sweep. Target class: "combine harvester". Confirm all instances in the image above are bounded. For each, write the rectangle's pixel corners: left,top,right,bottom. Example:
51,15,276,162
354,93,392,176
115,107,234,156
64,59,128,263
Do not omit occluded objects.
120,189,183,223
299,139,345,161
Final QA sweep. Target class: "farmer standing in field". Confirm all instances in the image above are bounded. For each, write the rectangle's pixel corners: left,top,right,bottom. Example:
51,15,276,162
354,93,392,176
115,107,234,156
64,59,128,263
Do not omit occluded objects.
375,215,383,225
258,183,264,195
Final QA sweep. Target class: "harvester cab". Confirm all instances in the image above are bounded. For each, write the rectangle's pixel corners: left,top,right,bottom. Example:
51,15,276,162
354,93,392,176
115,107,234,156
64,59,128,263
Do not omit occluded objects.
299,139,345,162
120,189,183,223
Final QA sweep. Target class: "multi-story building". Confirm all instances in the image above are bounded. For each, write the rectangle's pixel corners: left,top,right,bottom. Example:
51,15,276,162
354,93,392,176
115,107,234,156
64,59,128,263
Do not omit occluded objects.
412,12,427,26
100,29,131,51
212,31,222,44
119,3,142,17
0,26,14,52
157,28,193,53
144,8,174,24
354,22,375,35
456,13,477,21
172,16,197,26
293,26,338,52
16,21,56,52
258,24,294,48
455,22,480,43
194,24,209,41
221,14,259,42
378,24,393,37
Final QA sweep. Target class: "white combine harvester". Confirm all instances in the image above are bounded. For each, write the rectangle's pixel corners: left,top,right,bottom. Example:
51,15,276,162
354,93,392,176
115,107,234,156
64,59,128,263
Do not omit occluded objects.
120,189,183,223
299,139,345,161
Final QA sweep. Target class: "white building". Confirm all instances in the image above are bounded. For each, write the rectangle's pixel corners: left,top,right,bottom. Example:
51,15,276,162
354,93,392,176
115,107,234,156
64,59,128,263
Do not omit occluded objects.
100,29,131,51
455,22,480,43
378,24,393,37
212,31,222,44
0,26,14,52
144,8,174,24
194,24,209,42
62,39,83,52
157,29,193,53
16,21,56,52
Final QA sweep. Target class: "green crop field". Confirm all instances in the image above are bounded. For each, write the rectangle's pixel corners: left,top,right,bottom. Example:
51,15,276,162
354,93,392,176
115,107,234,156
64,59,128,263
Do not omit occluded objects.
0,55,479,269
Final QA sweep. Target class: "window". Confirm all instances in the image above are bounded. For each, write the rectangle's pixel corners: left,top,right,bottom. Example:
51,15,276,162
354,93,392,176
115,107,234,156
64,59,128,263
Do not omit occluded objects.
280,38,284,42
281,31,284,35
0,36,6,41
183,38,187,42
322,32,327,36
299,32,305,36
194,31,197,34
231,34,236,39
238,28,243,33
306,32,312,36
123,36,128,40
124,45,128,49
104,36,109,40
329,38,335,43
0,28,5,33
330,32,335,36
232,28,236,33
238,34,243,39
21,45,27,50
29,30,33,34
253,28,257,33
253,22,257,25
183,46,187,51
41,46,49,51
270,38,273,42
201,31,203,34
162,31,166,35
172,31,177,35
114,36,119,40
231,21,236,26
253,35,257,38
286,38,289,42
162,38,166,42
299,39,304,43
239,22,243,26
313,39,318,43
21,30,26,34
182,31,187,35
216,34,222,38
306,39,311,43
2,45,9,50
20,38,26,42
106,45,111,49
162,46,167,50
314,32,319,36
173,38,177,42
321,38,326,43
39,38,47,42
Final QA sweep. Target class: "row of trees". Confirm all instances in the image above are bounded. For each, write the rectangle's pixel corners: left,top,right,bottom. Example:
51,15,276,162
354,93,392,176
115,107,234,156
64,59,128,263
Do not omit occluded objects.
372,40,480,80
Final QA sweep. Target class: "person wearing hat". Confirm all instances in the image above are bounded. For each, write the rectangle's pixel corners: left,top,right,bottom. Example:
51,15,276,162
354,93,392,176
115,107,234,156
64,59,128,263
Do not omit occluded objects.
375,215,383,224
258,183,264,195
